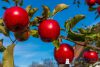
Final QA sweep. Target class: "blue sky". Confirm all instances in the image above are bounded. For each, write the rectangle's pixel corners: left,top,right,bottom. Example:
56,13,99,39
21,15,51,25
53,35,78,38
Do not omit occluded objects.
0,0,100,67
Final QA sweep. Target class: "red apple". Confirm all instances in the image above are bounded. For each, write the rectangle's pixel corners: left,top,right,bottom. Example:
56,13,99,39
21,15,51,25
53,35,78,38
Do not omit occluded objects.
38,19,60,42
83,51,98,63
54,44,74,64
96,0,100,4
3,6,29,32
14,30,30,41
86,0,96,6
97,6,100,15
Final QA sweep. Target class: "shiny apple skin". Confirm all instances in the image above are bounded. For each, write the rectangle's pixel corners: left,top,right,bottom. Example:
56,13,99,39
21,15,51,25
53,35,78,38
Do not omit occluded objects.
54,44,74,64
86,0,96,6
3,6,29,32
83,51,98,64
38,19,60,42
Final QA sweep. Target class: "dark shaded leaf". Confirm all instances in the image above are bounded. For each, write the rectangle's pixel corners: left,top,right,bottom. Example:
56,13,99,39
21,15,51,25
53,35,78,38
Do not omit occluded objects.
42,5,50,19
67,29,85,41
0,39,6,52
52,3,69,16
3,44,15,67
30,30,39,38
88,7,97,11
19,0,23,6
64,14,85,31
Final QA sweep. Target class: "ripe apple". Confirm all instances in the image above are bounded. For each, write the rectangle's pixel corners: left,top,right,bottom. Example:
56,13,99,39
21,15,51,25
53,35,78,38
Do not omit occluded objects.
3,6,29,32
54,44,74,64
86,0,96,6
97,6,100,15
38,19,60,42
83,51,98,64
96,0,100,4
14,30,30,41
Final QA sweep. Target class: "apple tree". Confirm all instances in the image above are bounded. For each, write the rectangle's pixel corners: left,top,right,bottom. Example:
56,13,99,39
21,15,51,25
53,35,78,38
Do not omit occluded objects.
0,0,100,67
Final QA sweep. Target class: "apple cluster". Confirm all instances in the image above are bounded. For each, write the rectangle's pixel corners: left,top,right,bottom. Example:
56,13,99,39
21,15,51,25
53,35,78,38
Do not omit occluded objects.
1,0,99,66
86,0,100,15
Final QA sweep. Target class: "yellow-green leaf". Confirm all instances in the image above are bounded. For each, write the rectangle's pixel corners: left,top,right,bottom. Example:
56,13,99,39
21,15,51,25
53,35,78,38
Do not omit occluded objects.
3,44,15,67
42,5,50,19
30,30,39,38
0,26,9,36
29,8,38,18
25,5,32,13
52,39,60,49
0,18,4,25
64,14,85,31
0,39,5,52
52,3,69,16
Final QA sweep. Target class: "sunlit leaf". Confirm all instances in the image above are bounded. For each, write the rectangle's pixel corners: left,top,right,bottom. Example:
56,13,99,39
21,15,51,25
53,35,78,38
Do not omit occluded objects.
52,39,60,49
64,14,85,31
0,18,4,25
52,3,69,16
29,8,38,18
42,5,50,19
30,30,39,38
26,5,32,13
78,28,87,34
3,44,15,67
0,26,9,36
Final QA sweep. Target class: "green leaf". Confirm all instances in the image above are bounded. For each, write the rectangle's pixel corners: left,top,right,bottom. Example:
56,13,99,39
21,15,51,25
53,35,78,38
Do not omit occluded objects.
88,7,97,11
42,5,50,19
64,14,85,31
25,5,32,13
96,40,100,47
67,29,85,41
29,8,38,18
30,30,39,38
52,3,69,16
0,26,9,36
3,44,15,67
0,18,4,25
85,33,100,41
19,0,23,6
52,39,60,49
78,28,87,34
0,39,6,52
